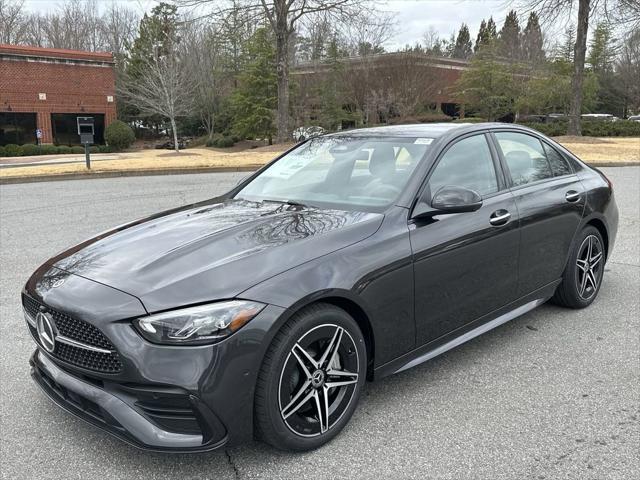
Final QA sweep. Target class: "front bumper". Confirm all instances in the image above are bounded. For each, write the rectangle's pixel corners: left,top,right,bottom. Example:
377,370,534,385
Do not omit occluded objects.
27,298,288,452
30,349,226,452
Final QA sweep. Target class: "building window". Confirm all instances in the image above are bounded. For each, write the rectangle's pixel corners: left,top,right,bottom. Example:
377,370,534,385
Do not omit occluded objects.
51,113,105,145
0,112,37,146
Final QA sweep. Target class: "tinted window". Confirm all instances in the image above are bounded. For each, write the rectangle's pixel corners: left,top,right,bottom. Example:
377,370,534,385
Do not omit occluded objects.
543,143,573,176
429,134,498,197
495,132,553,186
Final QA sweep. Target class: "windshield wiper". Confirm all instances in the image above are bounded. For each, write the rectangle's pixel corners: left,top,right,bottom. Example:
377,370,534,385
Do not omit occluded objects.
261,199,319,209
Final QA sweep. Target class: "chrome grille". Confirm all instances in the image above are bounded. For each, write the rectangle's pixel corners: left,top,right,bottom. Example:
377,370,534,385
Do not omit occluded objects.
22,294,123,373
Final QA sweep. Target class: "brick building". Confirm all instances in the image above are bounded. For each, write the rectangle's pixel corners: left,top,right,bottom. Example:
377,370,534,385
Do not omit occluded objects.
0,44,117,146
291,52,469,128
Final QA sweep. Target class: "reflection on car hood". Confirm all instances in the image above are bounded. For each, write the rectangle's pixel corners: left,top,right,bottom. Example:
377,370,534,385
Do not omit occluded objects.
47,199,383,312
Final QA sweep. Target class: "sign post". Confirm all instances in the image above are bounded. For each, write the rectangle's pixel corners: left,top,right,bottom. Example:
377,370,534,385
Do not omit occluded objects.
77,117,95,169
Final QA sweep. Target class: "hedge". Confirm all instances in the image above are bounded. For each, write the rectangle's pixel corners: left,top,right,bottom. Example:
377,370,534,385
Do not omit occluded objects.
0,144,113,157
519,120,640,137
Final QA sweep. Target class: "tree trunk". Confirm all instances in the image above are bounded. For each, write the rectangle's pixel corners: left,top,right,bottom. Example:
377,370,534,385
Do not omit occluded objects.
569,0,590,136
171,117,179,153
275,28,290,143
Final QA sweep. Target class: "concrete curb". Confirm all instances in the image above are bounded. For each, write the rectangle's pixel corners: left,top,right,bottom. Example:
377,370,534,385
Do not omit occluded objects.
0,165,261,185
0,161,637,185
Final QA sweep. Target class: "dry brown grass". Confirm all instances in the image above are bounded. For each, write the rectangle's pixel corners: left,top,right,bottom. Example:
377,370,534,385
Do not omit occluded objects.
1,137,637,180
554,137,640,163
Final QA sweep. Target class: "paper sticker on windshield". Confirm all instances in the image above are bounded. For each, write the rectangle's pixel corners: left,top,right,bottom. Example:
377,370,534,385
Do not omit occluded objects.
264,154,315,179
414,138,433,145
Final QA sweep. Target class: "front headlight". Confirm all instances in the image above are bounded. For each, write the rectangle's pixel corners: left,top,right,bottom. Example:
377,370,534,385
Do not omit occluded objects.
133,300,266,345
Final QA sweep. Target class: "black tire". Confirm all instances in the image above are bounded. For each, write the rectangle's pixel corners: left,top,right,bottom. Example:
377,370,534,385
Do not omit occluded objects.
552,225,606,309
254,303,366,451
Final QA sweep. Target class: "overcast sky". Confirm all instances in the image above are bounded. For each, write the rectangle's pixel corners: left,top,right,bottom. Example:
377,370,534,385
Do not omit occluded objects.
22,0,530,49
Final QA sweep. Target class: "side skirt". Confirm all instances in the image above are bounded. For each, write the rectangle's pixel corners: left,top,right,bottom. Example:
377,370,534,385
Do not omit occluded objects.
373,280,560,379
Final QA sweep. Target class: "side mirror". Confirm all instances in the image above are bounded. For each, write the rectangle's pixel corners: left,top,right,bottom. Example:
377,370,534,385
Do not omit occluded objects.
412,185,483,219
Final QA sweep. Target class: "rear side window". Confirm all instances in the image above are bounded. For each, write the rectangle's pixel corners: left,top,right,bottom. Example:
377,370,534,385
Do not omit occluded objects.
429,134,499,197
495,132,553,186
543,143,573,176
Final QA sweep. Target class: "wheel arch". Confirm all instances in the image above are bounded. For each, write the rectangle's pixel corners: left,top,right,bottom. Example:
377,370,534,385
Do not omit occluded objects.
269,291,376,381
584,217,609,261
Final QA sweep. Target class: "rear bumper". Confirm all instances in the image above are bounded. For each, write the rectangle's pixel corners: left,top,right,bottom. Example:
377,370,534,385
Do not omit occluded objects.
30,349,228,453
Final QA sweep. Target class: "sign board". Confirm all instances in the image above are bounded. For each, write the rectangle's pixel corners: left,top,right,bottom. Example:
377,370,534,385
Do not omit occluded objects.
80,133,93,145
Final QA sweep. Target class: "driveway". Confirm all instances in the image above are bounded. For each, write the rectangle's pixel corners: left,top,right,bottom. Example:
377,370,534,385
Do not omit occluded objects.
1,168,638,479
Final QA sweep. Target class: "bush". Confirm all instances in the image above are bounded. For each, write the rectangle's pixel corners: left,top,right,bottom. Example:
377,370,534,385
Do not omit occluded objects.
519,119,640,137
90,146,100,154
71,146,85,154
453,117,488,123
98,145,113,153
40,145,60,155
519,122,567,137
104,120,135,151
0,146,5,157
21,144,42,156
3,144,23,157
214,136,235,148
57,145,72,154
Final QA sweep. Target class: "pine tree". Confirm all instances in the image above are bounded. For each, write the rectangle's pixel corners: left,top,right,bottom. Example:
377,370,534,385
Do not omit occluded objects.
486,17,498,40
587,22,616,74
453,23,473,59
231,28,277,144
498,10,521,61
475,20,488,53
127,2,180,78
556,25,576,62
522,12,544,64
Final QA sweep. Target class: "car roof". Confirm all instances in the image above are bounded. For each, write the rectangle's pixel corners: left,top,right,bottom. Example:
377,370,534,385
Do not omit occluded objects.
326,122,531,139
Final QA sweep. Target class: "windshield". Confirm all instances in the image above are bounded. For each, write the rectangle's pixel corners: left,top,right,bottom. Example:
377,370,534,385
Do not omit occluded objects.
235,136,432,211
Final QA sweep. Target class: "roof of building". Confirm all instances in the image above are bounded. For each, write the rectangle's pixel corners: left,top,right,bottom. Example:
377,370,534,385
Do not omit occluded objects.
0,44,114,63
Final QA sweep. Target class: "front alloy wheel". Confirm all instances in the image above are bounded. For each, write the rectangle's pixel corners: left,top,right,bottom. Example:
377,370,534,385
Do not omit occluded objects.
255,304,366,451
279,324,359,437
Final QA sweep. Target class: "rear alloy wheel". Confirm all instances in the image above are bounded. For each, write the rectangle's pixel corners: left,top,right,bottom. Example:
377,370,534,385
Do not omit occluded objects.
255,304,366,451
552,226,605,308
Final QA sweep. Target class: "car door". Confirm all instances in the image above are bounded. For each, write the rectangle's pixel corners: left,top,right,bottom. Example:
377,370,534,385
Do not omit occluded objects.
410,133,520,346
491,131,586,296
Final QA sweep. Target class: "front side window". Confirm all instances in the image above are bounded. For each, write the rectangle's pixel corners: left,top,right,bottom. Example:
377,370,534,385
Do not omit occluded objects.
495,132,553,186
428,134,499,197
236,136,432,211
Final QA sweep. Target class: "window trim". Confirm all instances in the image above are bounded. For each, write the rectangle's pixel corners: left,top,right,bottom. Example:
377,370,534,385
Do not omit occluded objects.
413,131,505,210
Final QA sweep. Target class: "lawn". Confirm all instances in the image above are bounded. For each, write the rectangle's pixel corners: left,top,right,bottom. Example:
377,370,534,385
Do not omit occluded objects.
1,137,638,180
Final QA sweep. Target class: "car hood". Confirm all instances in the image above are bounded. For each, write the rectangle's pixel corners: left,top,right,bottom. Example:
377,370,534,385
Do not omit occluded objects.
46,199,383,312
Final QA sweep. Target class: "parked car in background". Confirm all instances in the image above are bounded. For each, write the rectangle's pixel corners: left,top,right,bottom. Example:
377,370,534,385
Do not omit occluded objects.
292,126,326,142
24,123,618,453
581,114,619,122
627,115,640,122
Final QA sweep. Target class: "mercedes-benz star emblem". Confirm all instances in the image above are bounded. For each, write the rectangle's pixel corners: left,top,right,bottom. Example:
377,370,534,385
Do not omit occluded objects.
36,311,57,353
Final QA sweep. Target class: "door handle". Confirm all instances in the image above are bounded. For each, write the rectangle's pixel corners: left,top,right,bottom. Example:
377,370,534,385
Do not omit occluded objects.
565,190,581,202
489,210,511,226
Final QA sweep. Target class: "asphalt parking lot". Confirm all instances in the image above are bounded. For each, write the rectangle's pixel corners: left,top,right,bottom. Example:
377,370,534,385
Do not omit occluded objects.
1,167,638,480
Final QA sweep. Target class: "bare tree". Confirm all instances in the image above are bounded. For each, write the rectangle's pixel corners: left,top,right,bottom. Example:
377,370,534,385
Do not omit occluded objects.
179,0,369,143
118,51,195,152
101,2,139,60
0,0,28,44
180,17,228,139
